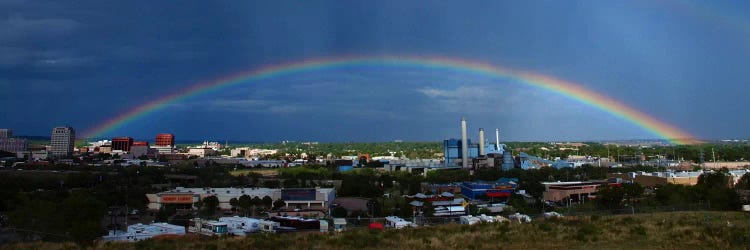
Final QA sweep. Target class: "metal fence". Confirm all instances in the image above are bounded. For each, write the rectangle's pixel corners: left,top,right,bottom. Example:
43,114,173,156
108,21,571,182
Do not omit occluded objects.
334,203,713,228
551,203,710,217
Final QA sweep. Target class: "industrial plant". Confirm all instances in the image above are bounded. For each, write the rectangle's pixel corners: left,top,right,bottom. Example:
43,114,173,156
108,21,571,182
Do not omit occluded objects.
443,117,584,171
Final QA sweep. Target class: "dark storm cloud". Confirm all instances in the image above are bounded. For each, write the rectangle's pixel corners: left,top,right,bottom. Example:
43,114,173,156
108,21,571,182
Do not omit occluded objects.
1,0,749,141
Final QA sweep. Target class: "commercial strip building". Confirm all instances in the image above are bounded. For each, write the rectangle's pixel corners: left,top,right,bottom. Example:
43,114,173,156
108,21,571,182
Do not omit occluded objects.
383,159,460,175
194,158,287,168
230,147,279,158
702,162,750,170
146,187,335,212
608,169,750,187
542,181,620,204
187,148,215,158
608,172,701,187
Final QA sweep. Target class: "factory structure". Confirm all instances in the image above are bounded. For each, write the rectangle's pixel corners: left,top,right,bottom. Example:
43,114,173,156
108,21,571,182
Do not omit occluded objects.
444,118,570,170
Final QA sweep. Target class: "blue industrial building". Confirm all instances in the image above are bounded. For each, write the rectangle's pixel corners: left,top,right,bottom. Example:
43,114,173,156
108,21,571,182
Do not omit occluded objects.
443,138,479,166
518,152,576,169
460,178,519,201
444,138,516,170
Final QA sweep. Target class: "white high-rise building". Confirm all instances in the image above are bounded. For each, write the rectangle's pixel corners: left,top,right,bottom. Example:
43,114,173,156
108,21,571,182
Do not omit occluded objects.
0,129,12,138
51,126,75,157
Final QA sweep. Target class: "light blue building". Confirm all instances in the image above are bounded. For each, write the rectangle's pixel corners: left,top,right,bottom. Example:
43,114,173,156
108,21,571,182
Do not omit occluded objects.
443,138,479,166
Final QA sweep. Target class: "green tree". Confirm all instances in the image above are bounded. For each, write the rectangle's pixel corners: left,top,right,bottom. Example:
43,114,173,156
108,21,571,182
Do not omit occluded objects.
426,169,470,183
422,201,435,217
508,194,530,213
595,184,624,210
478,207,492,215
735,173,750,190
467,204,479,216
262,196,273,209
251,196,263,216
154,207,171,222
697,172,729,190
622,183,645,198
239,195,252,216
200,195,219,217
60,193,107,247
229,197,239,212
264,180,280,188
70,220,104,247
273,198,286,210
332,206,348,217
696,172,740,210
654,184,695,206
283,179,300,188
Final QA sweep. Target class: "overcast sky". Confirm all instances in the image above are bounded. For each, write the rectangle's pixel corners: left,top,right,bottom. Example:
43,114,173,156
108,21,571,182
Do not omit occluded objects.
1,0,749,142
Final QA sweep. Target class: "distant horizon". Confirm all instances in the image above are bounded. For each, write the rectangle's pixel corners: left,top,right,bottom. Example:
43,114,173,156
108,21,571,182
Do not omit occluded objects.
15,134,746,145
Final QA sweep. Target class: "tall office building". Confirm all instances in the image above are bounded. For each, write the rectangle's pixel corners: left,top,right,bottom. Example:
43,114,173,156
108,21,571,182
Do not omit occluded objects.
155,133,175,147
0,129,12,138
0,129,27,153
51,126,75,157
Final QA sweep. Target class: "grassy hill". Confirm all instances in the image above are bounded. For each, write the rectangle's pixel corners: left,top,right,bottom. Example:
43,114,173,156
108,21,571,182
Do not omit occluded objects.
4,211,750,250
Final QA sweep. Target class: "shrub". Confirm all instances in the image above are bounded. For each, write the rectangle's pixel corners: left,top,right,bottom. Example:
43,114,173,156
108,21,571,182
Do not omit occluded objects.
575,223,601,242
538,222,553,232
730,229,750,247
631,225,647,236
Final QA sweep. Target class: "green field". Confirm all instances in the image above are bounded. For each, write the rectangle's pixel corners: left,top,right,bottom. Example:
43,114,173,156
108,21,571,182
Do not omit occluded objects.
229,169,279,177
5,211,750,250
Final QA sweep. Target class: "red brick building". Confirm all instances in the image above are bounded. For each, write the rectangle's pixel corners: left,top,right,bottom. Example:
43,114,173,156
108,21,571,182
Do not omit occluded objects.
112,137,134,152
155,133,175,147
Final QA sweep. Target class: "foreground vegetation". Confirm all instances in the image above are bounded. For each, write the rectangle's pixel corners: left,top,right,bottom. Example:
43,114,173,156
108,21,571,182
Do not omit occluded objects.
4,211,750,250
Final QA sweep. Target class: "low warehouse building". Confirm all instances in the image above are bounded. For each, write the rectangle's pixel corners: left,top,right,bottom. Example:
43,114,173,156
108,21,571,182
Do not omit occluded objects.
146,187,335,213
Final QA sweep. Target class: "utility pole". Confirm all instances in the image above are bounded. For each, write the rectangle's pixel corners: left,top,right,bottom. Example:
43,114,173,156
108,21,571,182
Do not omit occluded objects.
607,146,610,161
711,147,716,163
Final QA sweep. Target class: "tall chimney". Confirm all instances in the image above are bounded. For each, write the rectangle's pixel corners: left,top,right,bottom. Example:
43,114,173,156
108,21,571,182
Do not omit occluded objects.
495,128,500,151
479,128,485,156
461,117,469,169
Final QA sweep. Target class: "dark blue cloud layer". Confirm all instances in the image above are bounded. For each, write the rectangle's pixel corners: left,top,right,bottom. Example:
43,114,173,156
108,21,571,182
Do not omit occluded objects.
1,0,748,141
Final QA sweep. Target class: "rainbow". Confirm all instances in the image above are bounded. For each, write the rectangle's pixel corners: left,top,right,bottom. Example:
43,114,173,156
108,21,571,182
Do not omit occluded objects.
83,55,699,144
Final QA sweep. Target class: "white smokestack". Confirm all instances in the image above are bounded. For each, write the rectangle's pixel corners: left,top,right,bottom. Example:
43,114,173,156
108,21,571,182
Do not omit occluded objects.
479,128,485,156
461,117,469,169
495,128,500,151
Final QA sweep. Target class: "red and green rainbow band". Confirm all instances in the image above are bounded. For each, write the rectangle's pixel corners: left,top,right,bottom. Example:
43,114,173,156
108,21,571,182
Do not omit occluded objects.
83,55,699,145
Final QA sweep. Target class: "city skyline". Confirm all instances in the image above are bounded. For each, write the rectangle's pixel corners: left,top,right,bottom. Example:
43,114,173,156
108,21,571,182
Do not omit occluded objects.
2,1,750,142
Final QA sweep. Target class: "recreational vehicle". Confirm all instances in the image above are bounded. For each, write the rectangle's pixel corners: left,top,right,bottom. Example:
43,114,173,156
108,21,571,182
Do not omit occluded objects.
102,223,185,242
384,216,416,229
219,216,261,236
188,218,229,236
